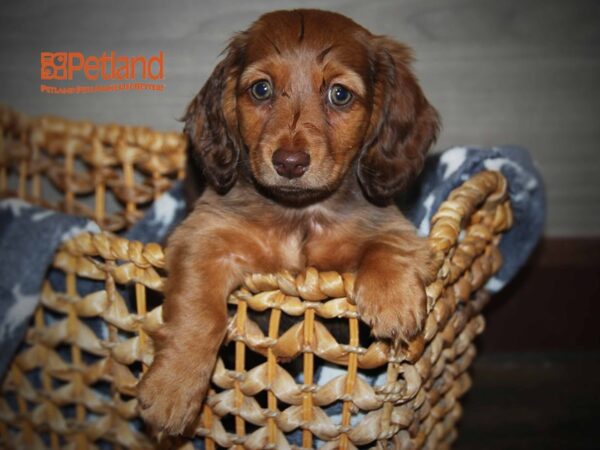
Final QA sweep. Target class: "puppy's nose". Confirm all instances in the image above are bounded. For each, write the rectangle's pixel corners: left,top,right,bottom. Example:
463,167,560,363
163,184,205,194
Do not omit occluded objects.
272,149,310,179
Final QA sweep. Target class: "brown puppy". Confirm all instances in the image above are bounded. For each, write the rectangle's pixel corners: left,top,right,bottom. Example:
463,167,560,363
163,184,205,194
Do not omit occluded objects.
137,9,440,435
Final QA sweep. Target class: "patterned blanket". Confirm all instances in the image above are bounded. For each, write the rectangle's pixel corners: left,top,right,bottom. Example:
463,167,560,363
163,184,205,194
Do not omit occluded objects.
0,146,545,380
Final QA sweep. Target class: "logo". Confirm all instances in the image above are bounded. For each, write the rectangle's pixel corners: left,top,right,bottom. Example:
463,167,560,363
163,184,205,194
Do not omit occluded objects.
40,51,165,94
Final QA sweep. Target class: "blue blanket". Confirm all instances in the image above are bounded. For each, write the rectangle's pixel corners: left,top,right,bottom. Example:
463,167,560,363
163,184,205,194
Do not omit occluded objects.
0,146,544,380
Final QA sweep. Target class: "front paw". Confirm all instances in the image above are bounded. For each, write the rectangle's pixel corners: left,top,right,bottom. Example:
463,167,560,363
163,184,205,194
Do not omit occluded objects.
354,265,427,342
137,354,210,435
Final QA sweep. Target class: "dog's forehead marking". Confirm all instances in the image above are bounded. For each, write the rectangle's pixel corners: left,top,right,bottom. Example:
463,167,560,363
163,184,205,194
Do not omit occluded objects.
316,45,334,64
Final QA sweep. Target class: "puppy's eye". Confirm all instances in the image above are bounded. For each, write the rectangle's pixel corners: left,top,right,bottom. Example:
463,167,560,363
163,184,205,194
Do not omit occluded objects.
250,80,272,101
328,84,353,106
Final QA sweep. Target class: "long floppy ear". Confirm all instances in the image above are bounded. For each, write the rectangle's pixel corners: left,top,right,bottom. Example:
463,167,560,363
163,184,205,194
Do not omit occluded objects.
183,35,246,194
358,37,440,204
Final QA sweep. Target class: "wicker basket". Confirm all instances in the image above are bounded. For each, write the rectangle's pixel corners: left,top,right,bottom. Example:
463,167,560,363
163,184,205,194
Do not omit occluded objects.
0,105,513,450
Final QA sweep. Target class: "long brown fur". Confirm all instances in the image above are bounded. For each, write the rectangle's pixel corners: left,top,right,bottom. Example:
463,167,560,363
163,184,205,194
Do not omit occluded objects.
137,9,440,435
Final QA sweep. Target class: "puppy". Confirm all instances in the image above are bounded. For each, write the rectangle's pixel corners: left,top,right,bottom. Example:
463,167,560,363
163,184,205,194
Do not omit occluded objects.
137,9,440,435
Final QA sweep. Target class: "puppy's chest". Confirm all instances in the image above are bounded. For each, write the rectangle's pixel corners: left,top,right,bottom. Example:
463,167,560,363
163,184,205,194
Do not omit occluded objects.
275,221,360,273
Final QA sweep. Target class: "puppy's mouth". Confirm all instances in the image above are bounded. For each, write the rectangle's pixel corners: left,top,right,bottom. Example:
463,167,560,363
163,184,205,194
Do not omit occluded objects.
255,182,333,206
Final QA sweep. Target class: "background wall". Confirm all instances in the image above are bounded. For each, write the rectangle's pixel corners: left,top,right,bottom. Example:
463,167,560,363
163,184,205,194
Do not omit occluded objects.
0,0,599,236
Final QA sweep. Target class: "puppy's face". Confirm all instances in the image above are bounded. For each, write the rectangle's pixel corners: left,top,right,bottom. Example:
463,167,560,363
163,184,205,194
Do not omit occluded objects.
185,9,439,205
236,11,373,201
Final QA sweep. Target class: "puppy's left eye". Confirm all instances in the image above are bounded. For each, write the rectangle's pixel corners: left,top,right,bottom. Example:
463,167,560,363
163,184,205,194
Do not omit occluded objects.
328,84,353,106
250,80,272,101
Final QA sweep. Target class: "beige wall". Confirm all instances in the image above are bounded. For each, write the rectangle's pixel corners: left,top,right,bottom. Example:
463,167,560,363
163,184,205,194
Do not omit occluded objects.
1,0,598,236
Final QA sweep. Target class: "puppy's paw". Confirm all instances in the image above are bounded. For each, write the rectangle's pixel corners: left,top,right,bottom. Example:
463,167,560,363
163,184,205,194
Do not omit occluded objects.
137,355,210,435
354,264,427,342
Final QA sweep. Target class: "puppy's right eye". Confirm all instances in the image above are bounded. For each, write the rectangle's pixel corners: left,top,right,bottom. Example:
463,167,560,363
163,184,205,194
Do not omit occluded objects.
250,80,272,101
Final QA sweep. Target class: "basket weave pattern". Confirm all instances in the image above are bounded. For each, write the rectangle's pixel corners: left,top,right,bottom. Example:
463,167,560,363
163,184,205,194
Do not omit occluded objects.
0,106,513,449
0,106,186,231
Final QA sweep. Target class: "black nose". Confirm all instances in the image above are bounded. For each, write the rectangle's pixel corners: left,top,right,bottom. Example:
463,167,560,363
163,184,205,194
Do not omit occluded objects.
272,149,310,179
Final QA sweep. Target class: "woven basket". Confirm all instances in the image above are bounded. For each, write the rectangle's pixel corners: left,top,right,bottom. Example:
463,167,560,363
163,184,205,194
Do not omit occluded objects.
0,105,513,450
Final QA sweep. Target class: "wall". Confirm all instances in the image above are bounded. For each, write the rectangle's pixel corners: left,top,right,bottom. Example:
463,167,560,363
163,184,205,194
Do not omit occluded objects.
0,0,598,235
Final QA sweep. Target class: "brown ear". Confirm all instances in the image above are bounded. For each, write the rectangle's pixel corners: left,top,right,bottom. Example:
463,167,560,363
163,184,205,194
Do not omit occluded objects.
183,35,246,194
358,37,440,204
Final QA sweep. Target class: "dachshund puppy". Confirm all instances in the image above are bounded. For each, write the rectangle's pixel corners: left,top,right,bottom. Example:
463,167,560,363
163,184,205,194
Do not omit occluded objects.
137,9,440,434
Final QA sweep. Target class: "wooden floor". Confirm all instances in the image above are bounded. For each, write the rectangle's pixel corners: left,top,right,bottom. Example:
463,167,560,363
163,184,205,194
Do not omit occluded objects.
454,351,600,450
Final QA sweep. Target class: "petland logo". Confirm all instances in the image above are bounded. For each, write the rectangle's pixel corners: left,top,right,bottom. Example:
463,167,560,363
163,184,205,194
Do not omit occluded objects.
40,51,165,94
